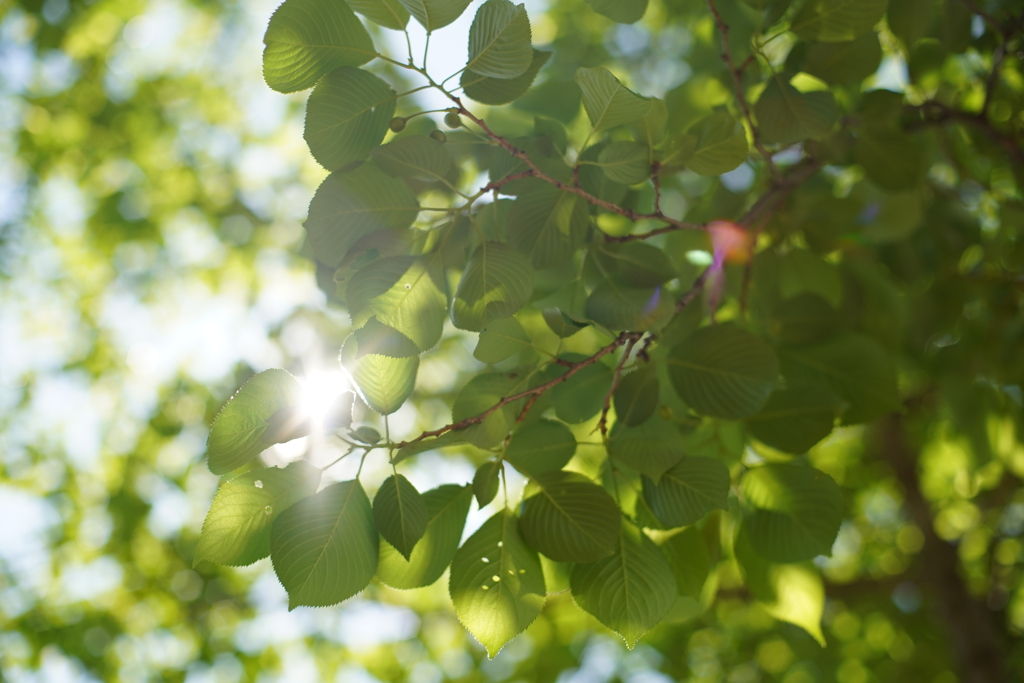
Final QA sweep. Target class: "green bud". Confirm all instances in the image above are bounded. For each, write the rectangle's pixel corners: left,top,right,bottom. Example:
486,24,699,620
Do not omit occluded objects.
430,130,447,143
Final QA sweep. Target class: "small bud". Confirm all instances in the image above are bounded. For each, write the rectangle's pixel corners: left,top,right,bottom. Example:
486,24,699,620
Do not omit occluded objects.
444,112,462,129
430,129,447,143
389,116,406,133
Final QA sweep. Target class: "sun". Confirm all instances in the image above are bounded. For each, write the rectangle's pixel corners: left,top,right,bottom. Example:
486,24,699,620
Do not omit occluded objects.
299,370,349,423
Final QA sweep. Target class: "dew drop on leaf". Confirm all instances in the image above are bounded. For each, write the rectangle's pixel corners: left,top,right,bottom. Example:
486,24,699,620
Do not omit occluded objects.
254,480,263,489
264,505,272,515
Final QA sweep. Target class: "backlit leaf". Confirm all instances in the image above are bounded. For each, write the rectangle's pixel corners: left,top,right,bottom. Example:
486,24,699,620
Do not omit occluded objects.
400,0,474,31
661,111,748,176
347,0,410,30
371,135,452,181
466,0,533,79
551,358,613,424
341,334,419,415
597,142,652,184
452,242,534,331
504,419,577,476
373,474,429,560
304,67,396,171
575,66,653,132
613,363,659,427
474,316,532,364
462,50,551,106
507,185,590,268
519,471,621,562
608,417,686,480
270,480,378,608
473,460,502,506
642,457,730,528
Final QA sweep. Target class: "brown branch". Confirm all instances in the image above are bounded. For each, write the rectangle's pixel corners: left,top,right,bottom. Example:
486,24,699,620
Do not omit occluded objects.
676,266,712,314
595,336,639,438
395,332,643,449
450,96,705,233
480,169,535,193
705,0,780,181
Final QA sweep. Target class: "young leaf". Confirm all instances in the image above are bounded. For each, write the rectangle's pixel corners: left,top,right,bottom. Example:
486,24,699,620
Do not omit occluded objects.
263,0,375,93
754,78,838,146
449,510,546,657
570,520,677,648
346,255,447,352
519,471,621,562
400,0,474,31
666,324,779,419
305,164,420,267
466,0,533,80
586,0,648,24
462,49,551,106
507,185,591,268
597,142,652,184
608,417,686,480
661,111,748,176
734,524,826,645
377,484,473,589
195,462,321,567
745,382,845,454
371,135,452,182
642,457,730,528
346,0,410,30
473,460,502,506
340,334,419,415
574,66,653,131
613,363,659,427
304,68,397,171
474,316,532,364
373,474,429,560
206,369,303,475
270,480,378,609
504,419,576,476
452,242,534,331
790,0,887,43
741,463,843,563
778,333,899,424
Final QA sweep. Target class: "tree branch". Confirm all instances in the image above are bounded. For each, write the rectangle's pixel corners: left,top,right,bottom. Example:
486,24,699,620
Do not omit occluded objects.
705,0,780,181
595,336,638,438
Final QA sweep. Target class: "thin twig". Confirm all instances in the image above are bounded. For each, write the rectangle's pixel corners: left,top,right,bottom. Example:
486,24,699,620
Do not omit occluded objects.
395,332,643,448
676,267,712,314
595,337,639,438
706,0,780,181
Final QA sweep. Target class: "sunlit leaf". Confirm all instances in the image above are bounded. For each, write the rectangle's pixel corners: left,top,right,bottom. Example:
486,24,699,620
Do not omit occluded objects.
597,142,651,184
462,50,551,106
341,334,419,415
504,419,577,476
347,0,410,30
400,0,474,31
304,68,396,171
473,460,502,506
642,457,730,528
466,0,533,79
507,185,591,268
373,474,429,560
474,316,533,364
520,471,620,562
371,135,452,181
575,66,653,131
551,358,613,424
452,242,534,331
661,111,748,176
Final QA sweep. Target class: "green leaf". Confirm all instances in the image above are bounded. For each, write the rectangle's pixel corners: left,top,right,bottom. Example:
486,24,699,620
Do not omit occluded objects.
206,369,303,475
466,0,532,79
473,460,502,506
507,186,591,268
449,510,546,657
474,316,532,364
754,78,838,146
853,129,925,191
594,242,677,287
652,526,712,598
304,68,396,171
270,480,378,608
513,77,582,122
586,0,648,23
631,98,668,148
551,359,613,424
504,419,577,476
608,417,686,480
745,382,845,454
340,334,419,415
452,242,534,331
790,0,888,42
734,525,826,645
373,474,429,560
371,135,452,181
779,333,899,424
570,520,677,648
377,485,473,589
742,463,843,563
779,249,842,308
596,142,651,185
578,143,629,205
462,50,551,106
305,164,420,268
542,307,589,338
666,324,779,419
346,0,410,30
347,255,447,352
262,0,376,93
642,457,730,528
802,33,882,85
585,280,673,332
613,363,659,427
392,431,468,464
452,371,525,448
400,0,474,31
195,462,321,567
352,317,420,358
575,66,653,132
662,111,748,176
519,471,621,562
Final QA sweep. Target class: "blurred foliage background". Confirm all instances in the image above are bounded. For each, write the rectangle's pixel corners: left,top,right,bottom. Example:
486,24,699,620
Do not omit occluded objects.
1,0,1023,682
